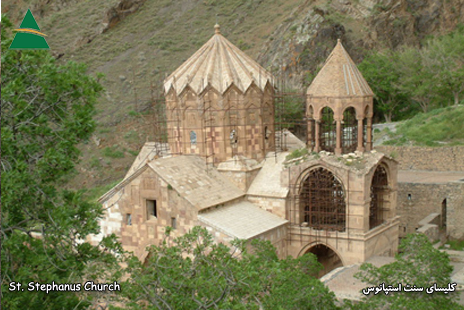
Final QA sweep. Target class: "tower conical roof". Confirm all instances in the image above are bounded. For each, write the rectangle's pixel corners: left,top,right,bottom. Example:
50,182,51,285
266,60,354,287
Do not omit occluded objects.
307,40,373,97
164,24,274,95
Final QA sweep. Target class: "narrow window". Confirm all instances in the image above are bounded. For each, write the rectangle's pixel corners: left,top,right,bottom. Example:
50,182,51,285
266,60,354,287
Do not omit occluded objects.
147,200,157,218
171,217,177,229
441,198,447,228
190,131,197,146
230,129,238,145
126,214,132,226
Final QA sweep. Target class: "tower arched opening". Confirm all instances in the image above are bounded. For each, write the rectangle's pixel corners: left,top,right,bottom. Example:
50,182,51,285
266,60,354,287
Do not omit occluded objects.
299,168,346,232
320,107,336,152
342,107,358,153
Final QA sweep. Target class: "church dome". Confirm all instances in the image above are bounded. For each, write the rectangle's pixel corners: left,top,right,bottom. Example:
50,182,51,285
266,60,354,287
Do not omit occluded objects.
164,24,275,95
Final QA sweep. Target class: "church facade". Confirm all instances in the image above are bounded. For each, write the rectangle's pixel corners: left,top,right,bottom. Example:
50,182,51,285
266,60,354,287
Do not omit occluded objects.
93,25,399,275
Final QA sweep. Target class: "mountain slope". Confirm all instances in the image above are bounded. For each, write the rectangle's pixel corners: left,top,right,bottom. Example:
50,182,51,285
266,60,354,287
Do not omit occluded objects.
3,0,463,193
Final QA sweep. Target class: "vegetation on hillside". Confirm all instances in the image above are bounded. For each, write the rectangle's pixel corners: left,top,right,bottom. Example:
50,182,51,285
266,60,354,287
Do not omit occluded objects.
359,26,464,122
5,0,463,191
381,105,464,146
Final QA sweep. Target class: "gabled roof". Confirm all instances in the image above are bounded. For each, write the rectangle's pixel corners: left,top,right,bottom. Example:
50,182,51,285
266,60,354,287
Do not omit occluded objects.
307,39,374,97
148,156,245,210
99,155,245,209
164,24,275,95
123,142,170,180
198,201,288,240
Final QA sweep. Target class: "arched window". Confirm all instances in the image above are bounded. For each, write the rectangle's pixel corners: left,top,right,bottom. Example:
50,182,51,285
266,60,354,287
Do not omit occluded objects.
300,168,346,232
320,107,336,152
342,107,357,153
190,131,197,146
370,165,389,229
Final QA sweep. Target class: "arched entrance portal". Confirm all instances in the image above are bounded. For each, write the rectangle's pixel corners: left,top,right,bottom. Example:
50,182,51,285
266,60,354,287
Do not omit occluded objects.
306,244,343,277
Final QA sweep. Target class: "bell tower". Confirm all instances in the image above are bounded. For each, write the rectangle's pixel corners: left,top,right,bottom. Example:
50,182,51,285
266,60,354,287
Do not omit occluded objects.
306,39,374,155
284,40,399,274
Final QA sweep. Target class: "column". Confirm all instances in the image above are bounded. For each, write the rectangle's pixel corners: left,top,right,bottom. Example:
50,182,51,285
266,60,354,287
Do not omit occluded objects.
335,118,342,155
357,118,364,152
366,117,373,151
314,119,320,152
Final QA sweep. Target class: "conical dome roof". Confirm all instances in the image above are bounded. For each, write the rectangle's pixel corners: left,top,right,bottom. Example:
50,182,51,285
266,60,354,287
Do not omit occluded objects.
307,39,373,97
164,24,274,95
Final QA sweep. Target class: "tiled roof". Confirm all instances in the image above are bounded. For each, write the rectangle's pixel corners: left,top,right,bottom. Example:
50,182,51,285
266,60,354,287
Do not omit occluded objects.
148,156,245,210
307,39,374,97
164,24,275,95
198,201,288,239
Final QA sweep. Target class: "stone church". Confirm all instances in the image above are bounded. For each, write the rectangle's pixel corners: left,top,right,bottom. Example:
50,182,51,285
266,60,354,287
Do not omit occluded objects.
94,25,399,275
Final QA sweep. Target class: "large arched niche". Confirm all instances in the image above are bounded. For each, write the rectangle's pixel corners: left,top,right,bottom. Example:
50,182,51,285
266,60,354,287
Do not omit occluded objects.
298,167,346,232
369,164,390,230
299,242,344,277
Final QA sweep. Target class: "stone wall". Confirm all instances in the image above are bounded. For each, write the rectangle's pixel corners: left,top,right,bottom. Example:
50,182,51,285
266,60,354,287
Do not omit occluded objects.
416,213,440,243
165,84,275,164
376,146,464,171
202,220,287,259
286,219,399,267
94,168,201,260
250,225,288,259
247,195,287,219
217,165,261,192
397,182,464,239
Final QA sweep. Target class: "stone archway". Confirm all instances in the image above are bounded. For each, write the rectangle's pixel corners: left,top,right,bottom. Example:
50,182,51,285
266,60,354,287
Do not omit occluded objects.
305,244,343,277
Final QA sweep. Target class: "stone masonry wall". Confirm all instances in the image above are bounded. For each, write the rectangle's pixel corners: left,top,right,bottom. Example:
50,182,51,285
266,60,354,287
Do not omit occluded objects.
397,182,464,239
376,146,464,171
247,195,287,219
95,168,201,260
202,222,287,259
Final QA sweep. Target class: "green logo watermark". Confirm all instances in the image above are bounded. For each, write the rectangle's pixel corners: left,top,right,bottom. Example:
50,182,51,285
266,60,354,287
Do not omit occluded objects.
10,9,50,50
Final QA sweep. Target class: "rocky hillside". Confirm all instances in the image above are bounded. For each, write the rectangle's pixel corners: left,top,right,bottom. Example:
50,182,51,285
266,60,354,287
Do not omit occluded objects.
258,0,464,88
3,0,463,194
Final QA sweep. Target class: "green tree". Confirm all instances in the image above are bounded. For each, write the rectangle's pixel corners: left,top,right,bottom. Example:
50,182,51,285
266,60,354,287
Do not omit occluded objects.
121,226,339,309
396,47,441,113
275,91,306,139
358,51,410,122
1,16,122,309
421,26,464,107
351,234,463,310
